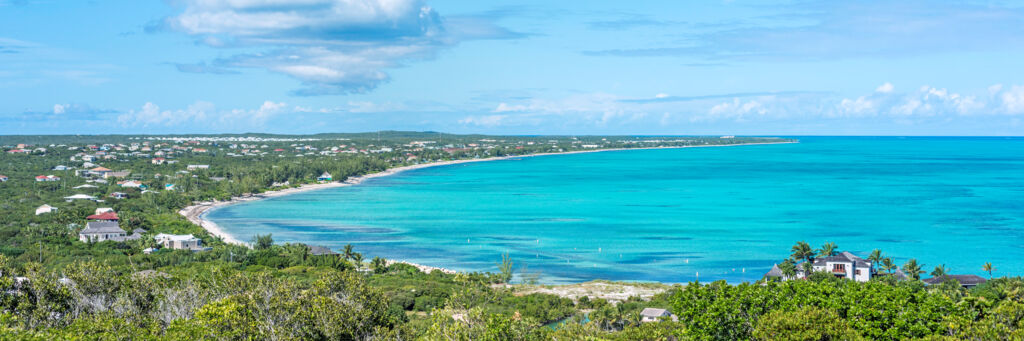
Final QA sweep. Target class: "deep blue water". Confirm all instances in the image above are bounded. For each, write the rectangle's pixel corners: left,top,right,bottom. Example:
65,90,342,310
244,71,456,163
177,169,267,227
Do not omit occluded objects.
206,137,1024,284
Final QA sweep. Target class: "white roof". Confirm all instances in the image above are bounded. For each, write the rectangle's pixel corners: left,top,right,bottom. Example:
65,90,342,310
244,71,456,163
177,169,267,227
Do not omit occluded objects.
640,308,671,317
154,233,199,242
64,194,97,200
73,184,98,189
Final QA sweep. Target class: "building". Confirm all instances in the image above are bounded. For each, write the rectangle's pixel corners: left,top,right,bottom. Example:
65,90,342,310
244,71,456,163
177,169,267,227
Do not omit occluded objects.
35,204,57,215
640,308,678,323
154,233,206,251
317,172,333,182
763,263,795,281
307,245,337,256
118,180,144,188
923,274,987,288
151,157,166,165
89,167,112,177
0,175,7,182
63,194,97,202
94,207,115,214
104,171,131,179
78,221,139,242
186,164,210,170
35,175,60,182
110,192,128,199
798,251,873,282
86,211,119,221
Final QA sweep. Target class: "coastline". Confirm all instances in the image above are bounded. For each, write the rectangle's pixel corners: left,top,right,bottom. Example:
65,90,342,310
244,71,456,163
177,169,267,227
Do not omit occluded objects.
179,141,796,270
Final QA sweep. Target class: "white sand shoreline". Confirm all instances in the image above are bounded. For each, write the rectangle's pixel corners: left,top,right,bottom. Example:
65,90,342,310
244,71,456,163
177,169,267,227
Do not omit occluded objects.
179,141,795,272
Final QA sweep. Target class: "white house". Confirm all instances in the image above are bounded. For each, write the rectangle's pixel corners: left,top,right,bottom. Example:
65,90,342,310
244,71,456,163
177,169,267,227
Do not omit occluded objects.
154,233,206,251
63,194,97,202
78,221,139,242
640,308,678,323
35,204,57,215
186,164,209,170
800,251,873,282
317,172,333,182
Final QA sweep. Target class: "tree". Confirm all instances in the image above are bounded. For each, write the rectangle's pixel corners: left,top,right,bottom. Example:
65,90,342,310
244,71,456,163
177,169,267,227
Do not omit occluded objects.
868,249,882,273
903,259,924,280
342,244,354,260
371,256,387,274
778,259,797,279
930,264,949,277
253,234,273,250
498,252,514,283
881,257,896,274
753,306,864,341
790,241,815,264
817,242,838,258
352,252,363,269
983,262,995,279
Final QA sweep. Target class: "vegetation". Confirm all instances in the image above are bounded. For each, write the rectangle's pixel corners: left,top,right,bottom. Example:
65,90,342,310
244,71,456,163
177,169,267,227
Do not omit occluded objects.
5,133,1022,340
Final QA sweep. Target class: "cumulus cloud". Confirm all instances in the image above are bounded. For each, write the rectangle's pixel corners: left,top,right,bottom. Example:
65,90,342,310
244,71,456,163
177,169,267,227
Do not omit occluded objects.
21,103,116,120
876,82,894,93
1000,85,1024,114
165,0,519,95
116,100,293,127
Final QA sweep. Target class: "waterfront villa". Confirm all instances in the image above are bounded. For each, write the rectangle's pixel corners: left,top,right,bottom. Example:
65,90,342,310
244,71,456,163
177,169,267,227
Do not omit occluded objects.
318,172,333,182
924,274,987,288
154,233,206,251
765,251,874,282
640,308,678,323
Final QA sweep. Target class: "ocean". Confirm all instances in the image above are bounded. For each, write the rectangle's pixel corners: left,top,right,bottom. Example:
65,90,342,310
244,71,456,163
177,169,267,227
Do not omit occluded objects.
205,137,1024,284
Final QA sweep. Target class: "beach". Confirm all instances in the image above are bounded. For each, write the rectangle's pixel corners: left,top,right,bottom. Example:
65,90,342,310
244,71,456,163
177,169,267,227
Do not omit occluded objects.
180,141,796,271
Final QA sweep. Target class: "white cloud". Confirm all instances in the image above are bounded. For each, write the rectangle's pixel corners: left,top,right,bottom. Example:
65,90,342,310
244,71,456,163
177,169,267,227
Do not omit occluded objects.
117,100,292,127
168,0,517,95
875,82,894,93
1000,85,1024,114
53,104,66,114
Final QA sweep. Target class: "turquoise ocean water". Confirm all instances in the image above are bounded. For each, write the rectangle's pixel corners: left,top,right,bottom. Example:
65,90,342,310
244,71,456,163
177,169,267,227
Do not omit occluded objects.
206,137,1024,284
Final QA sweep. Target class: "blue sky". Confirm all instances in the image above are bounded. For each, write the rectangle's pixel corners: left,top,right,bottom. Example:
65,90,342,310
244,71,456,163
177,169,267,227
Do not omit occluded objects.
2,0,1024,135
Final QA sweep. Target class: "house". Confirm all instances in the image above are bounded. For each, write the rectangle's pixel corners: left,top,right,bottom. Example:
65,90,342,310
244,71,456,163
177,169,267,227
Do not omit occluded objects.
317,172,333,182
923,274,987,288
104,171,131,179
118,180,144,188
640,308,678,323
53,165,71,171
95,207,115,214
110,192,128,199
35,204,57,215
796,251,873,282
89,167,112,176
151,157,166,165
187,164,209,170
307,245,338,256
35,175,60,182
0,175,7,182
78,221,138,242
73,184,98,189
154,233,206,251
86,211,119,221
63,194,97,202
164,184,175,191
763,263,795,281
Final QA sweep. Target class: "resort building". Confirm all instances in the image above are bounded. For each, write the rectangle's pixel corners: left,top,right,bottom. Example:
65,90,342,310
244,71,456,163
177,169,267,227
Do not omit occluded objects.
640,308,678,323
923,274,987,288
79,221,139,243
154,233,206,251
800,251,873,282
317,172,333,182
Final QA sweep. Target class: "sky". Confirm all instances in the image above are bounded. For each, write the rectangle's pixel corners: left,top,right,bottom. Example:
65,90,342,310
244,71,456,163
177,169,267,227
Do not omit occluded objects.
2,0,1024,136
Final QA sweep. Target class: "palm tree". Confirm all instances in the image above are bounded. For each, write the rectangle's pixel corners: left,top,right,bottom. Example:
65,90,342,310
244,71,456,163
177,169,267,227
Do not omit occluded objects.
983,262,995,279
791,241,815,263
930,264,949,277
779,259,797,279
342,244,354,260
882,257,895,274
801,261,814,278
868,249,883,273
903,258,925,280
817,242,838,258
352,252,363,269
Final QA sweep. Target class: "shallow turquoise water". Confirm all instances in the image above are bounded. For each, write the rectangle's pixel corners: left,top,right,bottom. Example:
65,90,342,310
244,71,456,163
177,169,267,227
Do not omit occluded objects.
206,137,1024,284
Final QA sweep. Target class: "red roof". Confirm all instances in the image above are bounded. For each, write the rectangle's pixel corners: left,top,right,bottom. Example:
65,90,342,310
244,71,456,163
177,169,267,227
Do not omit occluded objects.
35,175,47,179
91,167,112,172
86,212,119,221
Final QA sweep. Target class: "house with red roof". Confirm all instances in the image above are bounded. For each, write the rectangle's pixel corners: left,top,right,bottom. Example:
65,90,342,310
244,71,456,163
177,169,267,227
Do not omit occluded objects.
35,175,60,182
86,211,119,221
151,157,166,165
0,175,8,182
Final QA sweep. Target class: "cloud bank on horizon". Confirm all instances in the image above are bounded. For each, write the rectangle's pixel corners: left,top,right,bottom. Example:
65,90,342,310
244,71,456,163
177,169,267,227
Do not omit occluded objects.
2,0,1024,135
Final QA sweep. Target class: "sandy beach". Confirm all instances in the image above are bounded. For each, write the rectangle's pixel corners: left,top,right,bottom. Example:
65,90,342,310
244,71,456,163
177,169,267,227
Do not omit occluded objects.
179,141,795,270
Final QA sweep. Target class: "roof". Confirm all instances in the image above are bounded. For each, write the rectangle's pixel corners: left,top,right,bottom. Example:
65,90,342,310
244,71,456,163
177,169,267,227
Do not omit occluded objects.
308,245,337,256
91,167,112,172
154,233,198,242
812,251,870,267
923,274,987,286
764,264,785,278
80,221,126,235
640,308,671,317
86,212,119,220
64,194,96,200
